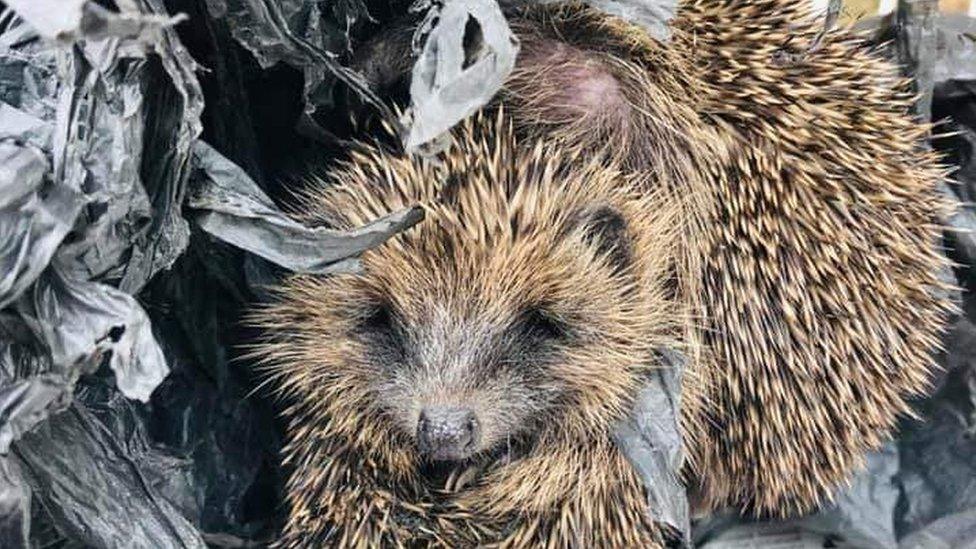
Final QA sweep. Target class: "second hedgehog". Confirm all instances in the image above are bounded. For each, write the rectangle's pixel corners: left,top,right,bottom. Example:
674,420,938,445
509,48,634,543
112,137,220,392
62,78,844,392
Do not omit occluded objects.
254,1,950,547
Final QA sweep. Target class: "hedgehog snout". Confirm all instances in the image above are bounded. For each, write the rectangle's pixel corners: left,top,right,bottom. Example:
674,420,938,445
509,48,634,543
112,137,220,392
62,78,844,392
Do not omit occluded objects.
416,406,481,461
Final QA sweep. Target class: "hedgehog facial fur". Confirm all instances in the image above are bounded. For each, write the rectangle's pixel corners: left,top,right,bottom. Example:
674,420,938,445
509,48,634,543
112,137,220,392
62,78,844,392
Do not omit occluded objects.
253,112,684,546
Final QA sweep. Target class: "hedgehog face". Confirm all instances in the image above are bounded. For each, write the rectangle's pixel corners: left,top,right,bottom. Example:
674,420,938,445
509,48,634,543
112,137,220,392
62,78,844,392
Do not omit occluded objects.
257,115,681,482
348,205,650,463
356,291,574,462
273,199,674,469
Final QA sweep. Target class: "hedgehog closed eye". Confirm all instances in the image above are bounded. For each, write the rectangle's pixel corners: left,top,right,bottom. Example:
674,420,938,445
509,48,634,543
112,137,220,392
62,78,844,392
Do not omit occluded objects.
518,308,572,342
361,303,396,333
357,303,407,356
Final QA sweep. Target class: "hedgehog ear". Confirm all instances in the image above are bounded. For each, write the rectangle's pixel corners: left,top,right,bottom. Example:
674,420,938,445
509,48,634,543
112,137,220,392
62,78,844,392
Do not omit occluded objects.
567,205,633,275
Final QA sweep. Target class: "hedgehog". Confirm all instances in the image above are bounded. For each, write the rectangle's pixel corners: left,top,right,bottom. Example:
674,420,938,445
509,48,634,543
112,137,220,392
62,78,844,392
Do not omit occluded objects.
252,0,950,546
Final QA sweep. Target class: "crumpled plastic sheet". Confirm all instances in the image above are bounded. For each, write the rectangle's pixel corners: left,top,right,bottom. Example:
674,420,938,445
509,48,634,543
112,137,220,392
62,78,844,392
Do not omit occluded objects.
900,508,976,549
0,143,80,310
0,0,424,545
501,0,675,40
895,319,976,542
696,445,900,549
614,348,690,544
3,0,187,44
0,455,29,548
188,140,423,274
402,0,518,151
14,267,168,403
0,2,204,545
0,6,186,477
798,444,900,548
200,0,398,144
12,380,206,548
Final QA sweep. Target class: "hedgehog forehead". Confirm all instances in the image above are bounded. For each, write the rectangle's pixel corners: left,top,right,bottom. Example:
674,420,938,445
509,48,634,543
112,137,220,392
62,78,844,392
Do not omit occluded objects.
423,191,575,247
311,111,630,230
310,114,656,326
362,225,593,319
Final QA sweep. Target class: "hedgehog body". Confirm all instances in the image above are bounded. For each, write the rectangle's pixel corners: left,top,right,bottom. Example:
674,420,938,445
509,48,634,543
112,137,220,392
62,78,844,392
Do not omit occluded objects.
253,1,949,546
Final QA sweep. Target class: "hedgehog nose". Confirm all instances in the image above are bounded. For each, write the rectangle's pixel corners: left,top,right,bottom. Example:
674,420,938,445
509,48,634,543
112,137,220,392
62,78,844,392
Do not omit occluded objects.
416,406,480,461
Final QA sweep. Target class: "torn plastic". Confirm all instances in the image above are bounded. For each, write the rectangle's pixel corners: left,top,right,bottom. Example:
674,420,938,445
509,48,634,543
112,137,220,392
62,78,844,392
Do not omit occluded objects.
402,0,518,151
15,267,168,402
798,444,900,548
501,0,676,40
573,0,675,40
0,142,81,309
13,381,206,548
696,446,899,549
0,0,199,415
614,348,690,544
49,23,201,295
0,455,29,549
188,141,424,275
0,11,174,453
200,0,397,142
895,319,976,538
3,0,187,44
0,2,203,544
900,508,976,549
